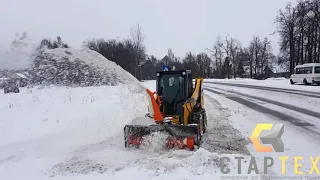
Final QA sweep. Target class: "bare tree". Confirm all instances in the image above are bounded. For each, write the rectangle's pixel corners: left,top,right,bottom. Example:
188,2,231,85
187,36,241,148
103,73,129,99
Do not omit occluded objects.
228,37,241,78
275,2,298,74
207,36,225,78
260,37,273,76
131,24,146,80
247,41,255,78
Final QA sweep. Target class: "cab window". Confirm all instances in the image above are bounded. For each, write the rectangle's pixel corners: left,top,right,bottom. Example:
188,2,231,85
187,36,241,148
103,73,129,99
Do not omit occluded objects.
295,68,303,74
315,66,320,74
159,74,185,103
305,67,312,74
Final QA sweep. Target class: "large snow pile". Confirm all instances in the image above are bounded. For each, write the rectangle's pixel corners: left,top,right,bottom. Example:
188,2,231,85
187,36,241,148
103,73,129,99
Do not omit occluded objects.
31,47,143,88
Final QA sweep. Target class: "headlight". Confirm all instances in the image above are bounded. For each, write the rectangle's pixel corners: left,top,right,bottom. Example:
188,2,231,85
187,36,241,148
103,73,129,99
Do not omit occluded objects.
182,72,186,75
156,73,160,76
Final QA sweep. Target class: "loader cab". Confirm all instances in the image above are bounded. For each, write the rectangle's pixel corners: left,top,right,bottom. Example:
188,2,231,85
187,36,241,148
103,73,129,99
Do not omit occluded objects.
156,70,193,117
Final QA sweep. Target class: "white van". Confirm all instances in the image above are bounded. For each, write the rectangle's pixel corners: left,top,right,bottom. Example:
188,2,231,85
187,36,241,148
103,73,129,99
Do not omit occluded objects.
290,63,320,85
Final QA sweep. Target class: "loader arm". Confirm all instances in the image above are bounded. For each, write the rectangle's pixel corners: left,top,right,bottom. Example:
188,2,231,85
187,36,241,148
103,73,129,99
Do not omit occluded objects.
182,78,204,125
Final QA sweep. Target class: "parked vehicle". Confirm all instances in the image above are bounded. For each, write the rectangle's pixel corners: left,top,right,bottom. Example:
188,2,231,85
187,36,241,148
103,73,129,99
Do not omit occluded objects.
4,81,20,94
290,63,320,85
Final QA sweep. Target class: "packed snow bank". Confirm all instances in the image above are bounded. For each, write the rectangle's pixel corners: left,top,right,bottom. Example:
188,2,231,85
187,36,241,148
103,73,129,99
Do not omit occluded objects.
205,78,289,84
205,78,320,92
265,77,287,80
32,47,145,91
142,80,156,91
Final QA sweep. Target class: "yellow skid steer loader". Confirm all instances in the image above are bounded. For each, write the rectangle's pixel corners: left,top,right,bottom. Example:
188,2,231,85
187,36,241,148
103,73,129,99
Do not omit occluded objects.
124,69,207,150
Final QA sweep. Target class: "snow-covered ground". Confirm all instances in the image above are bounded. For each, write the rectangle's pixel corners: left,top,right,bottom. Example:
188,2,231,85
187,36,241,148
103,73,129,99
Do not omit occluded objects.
2,71,320,179
0,82,256,180
0,84,147,179
206,78,320,92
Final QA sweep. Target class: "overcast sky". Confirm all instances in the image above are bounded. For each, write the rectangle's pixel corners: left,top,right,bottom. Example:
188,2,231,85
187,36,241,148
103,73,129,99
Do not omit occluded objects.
0,0,292,61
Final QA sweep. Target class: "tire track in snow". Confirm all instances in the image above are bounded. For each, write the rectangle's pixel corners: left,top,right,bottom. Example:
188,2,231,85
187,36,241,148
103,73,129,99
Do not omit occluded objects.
205,81,320,99
203,92,278,177
202,94,250,155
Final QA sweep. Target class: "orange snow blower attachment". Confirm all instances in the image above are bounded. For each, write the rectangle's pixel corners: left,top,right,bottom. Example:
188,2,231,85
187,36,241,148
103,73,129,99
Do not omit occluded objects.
124,124,199,150
124,69,207,150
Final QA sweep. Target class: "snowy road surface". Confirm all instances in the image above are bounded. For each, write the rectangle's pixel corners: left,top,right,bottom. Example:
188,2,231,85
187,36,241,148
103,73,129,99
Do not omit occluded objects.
204,80,320,177
1,79,320,179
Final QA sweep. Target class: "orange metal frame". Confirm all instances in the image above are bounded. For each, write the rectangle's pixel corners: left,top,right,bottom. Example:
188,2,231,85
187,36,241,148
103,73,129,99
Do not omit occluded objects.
146,89,164,123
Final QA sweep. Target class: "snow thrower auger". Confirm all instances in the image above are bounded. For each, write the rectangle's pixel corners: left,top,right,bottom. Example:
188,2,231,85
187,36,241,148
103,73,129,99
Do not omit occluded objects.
124,69,207,150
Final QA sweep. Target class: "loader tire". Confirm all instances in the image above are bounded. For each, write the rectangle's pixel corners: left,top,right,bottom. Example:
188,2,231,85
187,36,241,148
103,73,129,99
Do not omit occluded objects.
201,109,207,133
190,108,207,134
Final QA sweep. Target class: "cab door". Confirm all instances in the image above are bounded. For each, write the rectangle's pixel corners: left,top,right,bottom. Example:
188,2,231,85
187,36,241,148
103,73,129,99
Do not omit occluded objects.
314,66,320,83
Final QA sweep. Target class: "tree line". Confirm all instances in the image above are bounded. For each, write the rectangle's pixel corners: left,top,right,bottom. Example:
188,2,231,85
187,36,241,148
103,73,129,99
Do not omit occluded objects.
30,32,278,80
80,28,276,80
276,0,320,74
17,0,320,81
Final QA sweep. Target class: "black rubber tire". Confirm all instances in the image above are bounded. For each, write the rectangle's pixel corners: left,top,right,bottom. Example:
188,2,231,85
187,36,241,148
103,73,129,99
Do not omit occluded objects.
201,109,207,133
191,108,207,134
303,79,308,85
290,79,294,85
